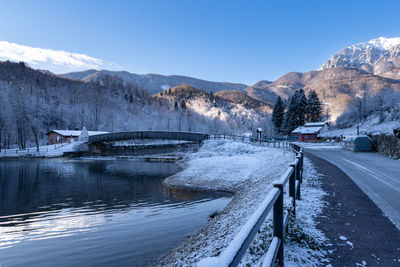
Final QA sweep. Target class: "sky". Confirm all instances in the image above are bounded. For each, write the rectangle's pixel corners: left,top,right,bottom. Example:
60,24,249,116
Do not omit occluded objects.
1,0,400,85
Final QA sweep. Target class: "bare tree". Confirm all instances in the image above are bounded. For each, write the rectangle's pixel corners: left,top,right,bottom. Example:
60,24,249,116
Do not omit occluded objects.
356,83,369,122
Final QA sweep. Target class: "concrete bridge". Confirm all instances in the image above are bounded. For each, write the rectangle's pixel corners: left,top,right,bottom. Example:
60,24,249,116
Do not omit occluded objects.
88,131,209,144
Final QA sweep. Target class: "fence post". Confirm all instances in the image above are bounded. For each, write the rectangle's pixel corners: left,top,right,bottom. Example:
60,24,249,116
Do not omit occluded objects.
296,156,301,200
289,165,296,217
300,152,304,183
273,183,284,267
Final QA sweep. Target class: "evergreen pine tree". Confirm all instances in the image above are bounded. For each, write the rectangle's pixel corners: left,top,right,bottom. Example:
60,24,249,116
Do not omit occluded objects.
295,88,307,126
283,94,298,134
306,90,322,122
283,89,308,134
272,96,285,133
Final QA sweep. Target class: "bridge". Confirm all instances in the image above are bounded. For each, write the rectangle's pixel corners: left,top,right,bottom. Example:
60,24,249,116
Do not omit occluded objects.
88,131,209,144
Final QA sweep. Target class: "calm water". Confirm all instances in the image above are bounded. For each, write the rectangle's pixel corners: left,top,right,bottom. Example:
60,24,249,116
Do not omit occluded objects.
0,159,231,267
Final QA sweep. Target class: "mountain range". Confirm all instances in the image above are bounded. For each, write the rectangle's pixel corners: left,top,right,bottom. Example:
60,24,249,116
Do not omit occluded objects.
1,36,400,137
59,37,400,125
60,69,247,95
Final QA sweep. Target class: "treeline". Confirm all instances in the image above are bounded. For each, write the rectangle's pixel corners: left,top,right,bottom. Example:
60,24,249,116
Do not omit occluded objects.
272,89,323,135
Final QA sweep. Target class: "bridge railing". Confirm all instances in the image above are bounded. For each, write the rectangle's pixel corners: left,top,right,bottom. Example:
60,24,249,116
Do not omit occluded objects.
88,131,209,144
198,141,304,267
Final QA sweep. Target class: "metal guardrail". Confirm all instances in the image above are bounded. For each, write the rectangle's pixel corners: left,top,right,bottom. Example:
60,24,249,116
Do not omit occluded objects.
199,137,304,267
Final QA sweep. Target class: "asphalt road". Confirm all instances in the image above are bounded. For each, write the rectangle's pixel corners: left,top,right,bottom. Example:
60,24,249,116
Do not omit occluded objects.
306,152,400,266
306,146,400,230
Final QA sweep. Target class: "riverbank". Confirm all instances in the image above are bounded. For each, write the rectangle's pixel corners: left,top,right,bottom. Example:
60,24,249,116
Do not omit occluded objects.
157,140,329,266
157,140,293,265
0,140,199,159
0,141,80,159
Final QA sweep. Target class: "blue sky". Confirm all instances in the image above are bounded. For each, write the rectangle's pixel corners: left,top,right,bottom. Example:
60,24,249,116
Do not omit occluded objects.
1,0,400,84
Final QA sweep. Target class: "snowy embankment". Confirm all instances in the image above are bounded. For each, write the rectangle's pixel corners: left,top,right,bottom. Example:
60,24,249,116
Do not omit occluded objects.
158,140,328,266
0,141,82,158
283,157,329,266
321,115,400,138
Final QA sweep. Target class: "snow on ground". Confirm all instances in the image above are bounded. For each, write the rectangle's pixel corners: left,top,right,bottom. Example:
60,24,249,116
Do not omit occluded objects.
238,157,329,266
157,140,328,266
157,140,293,266
321,116,400,137
165,139,294,192
283,157,329,266
0,141,81,158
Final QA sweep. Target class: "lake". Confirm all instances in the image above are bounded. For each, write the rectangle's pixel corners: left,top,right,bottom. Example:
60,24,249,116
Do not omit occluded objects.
0,158,231,266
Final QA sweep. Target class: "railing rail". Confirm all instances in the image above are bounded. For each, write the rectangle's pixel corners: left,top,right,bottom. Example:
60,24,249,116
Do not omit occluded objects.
198,136,304,267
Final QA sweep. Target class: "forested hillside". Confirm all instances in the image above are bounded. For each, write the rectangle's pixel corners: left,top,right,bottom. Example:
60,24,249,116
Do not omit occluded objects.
61,69,247,94
0,61,268,149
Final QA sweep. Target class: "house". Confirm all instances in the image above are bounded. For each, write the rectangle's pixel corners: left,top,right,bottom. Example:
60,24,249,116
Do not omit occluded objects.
291,122,329,142
47,129,109,145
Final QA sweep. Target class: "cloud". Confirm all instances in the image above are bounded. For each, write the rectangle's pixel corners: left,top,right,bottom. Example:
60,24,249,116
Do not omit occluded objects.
0,41,119,73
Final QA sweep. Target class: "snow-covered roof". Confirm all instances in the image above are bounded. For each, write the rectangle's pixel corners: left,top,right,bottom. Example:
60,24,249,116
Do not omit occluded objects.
292,126,324,134
304,122,328,127
47,130,109,137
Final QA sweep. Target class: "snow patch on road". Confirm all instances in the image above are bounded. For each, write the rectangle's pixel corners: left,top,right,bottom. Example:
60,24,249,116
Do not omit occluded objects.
346,241,354,249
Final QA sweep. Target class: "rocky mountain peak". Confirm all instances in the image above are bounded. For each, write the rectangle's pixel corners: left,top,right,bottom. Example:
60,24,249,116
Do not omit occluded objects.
320,36,400,77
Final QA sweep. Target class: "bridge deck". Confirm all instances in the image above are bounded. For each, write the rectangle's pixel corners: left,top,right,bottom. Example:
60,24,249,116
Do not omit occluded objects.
88,131,209,144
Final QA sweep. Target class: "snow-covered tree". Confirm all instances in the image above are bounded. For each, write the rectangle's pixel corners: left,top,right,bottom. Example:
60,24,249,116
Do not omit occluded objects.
283,95,297,134
296,88,307,126
283,89,307,134
306,90,322,122
272,96,284,134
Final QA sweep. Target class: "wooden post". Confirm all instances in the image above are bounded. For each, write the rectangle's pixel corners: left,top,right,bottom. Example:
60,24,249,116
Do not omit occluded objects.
289,165,296,217
296,156,301,200
273,183,284,267
300,152,304,183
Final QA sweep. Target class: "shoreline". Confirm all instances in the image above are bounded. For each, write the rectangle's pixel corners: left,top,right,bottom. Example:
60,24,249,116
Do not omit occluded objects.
153,140,294,266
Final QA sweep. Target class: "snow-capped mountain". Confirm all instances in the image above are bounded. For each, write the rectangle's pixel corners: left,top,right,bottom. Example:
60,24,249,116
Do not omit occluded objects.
320,37,400,76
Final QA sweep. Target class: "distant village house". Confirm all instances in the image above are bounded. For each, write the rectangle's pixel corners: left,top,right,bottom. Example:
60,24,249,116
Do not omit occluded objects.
47,130,109,145
291,122,329,142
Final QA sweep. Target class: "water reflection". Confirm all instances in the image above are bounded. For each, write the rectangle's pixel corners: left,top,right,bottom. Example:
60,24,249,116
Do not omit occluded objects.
0,159,231,267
